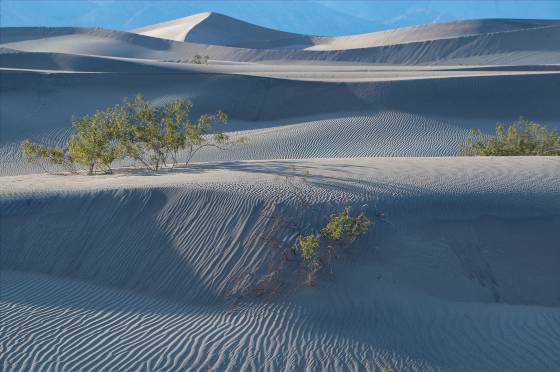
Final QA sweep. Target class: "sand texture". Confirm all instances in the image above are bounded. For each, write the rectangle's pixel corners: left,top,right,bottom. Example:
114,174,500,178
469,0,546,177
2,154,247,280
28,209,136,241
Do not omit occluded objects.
1,13,559,371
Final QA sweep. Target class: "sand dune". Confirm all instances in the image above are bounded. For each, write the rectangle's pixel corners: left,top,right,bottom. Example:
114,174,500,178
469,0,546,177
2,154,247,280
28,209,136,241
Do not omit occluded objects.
1,14,559,371
3,16,560,64
132,12,560,52
132,12,313,49
2,70,559,175
5,269,559,371
2,158,560,370
307,18,560,51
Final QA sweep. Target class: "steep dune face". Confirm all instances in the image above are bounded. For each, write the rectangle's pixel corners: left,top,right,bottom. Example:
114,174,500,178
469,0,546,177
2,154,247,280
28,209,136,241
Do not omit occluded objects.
130,12,213,42
2,158,559,305
133,12,313,49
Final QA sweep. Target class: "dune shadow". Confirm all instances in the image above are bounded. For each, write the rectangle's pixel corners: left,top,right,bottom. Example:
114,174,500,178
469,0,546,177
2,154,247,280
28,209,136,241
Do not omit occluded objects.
0,188,229,310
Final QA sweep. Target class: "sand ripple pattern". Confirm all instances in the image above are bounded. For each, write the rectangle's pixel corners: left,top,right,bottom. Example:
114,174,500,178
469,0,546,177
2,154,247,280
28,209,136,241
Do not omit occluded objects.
2,16,560,371
1,270,560,371
1,158,560,370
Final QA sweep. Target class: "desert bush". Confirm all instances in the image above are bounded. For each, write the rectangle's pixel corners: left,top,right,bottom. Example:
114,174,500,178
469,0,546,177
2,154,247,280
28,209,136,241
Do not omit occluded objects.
20,139,75,174
191,54,209,65
123,95,190,171
21,93,246,174
297,207,372,284
320,207,371,242
183,111,247,165
463,119,560,156
124,95,243,170
68,105,129,174
21,104,130,174
225,170,375,299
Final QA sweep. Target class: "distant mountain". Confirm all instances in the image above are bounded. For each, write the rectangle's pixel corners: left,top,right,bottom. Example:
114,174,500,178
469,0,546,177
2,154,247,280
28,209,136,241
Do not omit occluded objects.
0,1,376,35
2,0,559,36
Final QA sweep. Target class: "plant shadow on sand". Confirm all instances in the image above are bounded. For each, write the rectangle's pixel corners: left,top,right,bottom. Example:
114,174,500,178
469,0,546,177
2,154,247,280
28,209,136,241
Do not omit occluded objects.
1,160,403,314
117,159,425,197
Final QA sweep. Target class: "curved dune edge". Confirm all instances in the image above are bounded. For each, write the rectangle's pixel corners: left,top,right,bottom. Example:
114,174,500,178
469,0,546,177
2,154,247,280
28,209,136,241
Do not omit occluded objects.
130,12,560,51
2,21,560,64
1,157,560,371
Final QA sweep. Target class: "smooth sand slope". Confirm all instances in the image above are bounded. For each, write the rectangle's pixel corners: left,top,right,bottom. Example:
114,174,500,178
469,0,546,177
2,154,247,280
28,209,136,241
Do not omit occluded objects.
1,14,560,371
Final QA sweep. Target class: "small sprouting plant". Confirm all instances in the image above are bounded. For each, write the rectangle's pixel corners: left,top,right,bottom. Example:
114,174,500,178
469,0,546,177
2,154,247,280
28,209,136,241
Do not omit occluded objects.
463,119,560,156
296,207,372,285
191,54,209,65
321,207,371,242
297,234,320,261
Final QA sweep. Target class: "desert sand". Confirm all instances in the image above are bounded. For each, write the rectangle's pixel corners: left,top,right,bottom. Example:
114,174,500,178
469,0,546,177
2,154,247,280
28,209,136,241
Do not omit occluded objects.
1,13,559,371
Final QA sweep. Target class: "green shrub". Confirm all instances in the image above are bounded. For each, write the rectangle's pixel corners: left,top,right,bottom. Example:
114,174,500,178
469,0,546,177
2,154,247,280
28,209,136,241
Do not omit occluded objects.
184,110,240,165
463,119,560,156
296,207,372,284
125,95,241,170
21,94,246,174
68,105,129,174
20,139,75,173
297,234,320,261
321,207,371,242
191,54,209,64
124,95,191,171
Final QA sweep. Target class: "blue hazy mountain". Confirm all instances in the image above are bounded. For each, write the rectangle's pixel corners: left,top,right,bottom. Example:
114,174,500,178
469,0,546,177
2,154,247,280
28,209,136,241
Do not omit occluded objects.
1,0,558,35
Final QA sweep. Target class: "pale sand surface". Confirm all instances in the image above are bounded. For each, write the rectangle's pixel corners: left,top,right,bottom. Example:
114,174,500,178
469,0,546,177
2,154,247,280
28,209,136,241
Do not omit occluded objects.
2,158,560,371
1,13,559,371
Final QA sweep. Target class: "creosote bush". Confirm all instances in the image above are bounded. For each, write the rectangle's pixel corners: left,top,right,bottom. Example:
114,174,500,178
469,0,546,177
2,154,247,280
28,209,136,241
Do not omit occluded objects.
21,94,245,174
463,119,560,156
297,234,320,261
320,207,371,242
68,105,129,174
297,207,372,285
20,140,75,174
191,54,209,65
225,170,376,300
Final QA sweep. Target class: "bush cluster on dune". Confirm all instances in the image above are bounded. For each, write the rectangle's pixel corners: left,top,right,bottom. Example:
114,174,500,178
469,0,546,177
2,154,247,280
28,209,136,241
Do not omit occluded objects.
21,94,245,174
190,54,209,64
463,119,560,156
297,207,371,284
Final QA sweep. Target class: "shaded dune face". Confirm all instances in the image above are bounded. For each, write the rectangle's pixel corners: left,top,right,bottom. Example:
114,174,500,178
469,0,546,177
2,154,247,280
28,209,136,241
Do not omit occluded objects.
1,70,559,175
1,13,560,372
